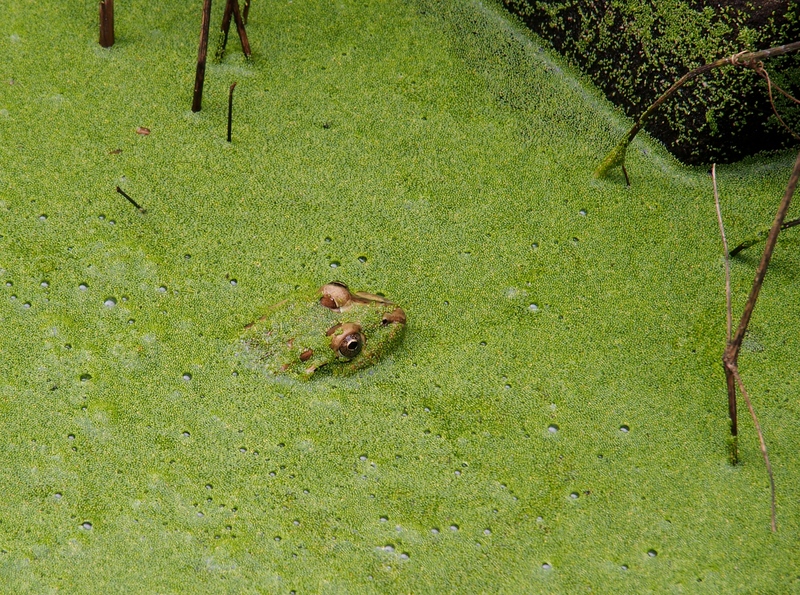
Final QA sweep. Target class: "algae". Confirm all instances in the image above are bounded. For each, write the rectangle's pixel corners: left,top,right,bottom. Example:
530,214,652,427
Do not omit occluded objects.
0,0,798,592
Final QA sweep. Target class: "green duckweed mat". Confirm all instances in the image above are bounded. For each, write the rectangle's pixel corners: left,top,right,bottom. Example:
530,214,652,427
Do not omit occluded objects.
1,0,798,592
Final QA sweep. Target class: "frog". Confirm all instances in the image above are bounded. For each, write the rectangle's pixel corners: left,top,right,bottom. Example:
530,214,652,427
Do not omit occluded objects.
241,282,407,379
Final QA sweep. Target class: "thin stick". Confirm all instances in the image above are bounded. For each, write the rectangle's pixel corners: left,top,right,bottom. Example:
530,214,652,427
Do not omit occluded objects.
594,41,800,179
99,0,114,48
116,187,147,214
227,82,237,142
218,0,234,58
725,150,800,360
713,163,738,440
731,367,777,532
712,164,733,342
243,0,251,25
192,0,213,112
230,0,252,58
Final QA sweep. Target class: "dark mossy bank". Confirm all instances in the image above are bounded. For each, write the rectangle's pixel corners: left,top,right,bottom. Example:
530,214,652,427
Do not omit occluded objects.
502,0,800,164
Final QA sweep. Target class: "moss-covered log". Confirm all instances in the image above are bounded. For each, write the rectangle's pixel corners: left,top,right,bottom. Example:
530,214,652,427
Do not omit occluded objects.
502,0,800,164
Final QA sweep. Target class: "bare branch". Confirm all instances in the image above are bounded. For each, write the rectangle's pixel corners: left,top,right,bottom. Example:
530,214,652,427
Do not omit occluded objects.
712,164,733,342
594,41,800,179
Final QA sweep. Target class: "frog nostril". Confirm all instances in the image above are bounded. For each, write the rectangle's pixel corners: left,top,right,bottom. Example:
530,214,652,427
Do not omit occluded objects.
382,307,407,325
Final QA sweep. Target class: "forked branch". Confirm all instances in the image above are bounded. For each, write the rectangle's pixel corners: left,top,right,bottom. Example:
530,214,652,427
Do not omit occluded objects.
716,149,800,532
595,41,800,180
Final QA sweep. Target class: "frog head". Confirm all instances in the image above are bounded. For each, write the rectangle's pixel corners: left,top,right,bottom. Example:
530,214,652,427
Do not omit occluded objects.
242,282,406,379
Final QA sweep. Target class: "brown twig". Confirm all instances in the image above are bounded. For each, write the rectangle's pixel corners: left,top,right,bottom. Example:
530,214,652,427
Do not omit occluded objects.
719,149,800,531
595,41,800,179
227,82,237,142
192,0,213,112
230,0,251,58
99,0,114,48
218,0,251,59
243,0,252,25
712,165,733,343
116,186,147,214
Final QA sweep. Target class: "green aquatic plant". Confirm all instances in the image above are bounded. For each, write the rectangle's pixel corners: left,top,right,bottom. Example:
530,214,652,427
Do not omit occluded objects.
0,0,798,591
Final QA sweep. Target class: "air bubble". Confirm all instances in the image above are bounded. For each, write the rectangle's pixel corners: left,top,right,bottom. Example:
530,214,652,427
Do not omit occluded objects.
293,520,300,526
571,237,579,244
621,565,628,571
104,297,117,308
184,254,191,260
399,553,409,560
22,302,30,309
98,215,105,221
127,319,135,324
230,279,237,286
39,214,47,221
81,522,93,530
5,281,11,287
157,286,167,293
68,434,75,440
648,549,657,557
329,261,340,268
79,283,88,291
324,237,332,243
548,424,558,433
381,544,394,552
570,492,579,499
431,528,439,534
41,281,49,288
359,455,367,461
182,373,192,381
454,470,461,476
379,516,388,522
528,304,539,312
579,209,587,216
274,536,281,542
542,563,551,570
80,373,92,382
54,493,62,499
483,528,491,535
531,242,538,249
479,341,487,346
620,425,630,433
358,256,367,263
449,524,459,532
205,484,213,490
239,447,246,453
182,431,190,438
109,220,116,226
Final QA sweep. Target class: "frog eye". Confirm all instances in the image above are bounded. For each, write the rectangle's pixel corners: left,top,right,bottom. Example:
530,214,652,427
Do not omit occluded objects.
339,333,363,358
320,282,353,311
329,322,365,359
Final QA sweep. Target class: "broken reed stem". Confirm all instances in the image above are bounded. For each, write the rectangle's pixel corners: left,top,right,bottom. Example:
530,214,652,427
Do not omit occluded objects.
227,82,237,142
116,186,146,214
594,40,800,179
192,0,213,112
731,368,777,532
99,0,114,48
243,0,251,25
